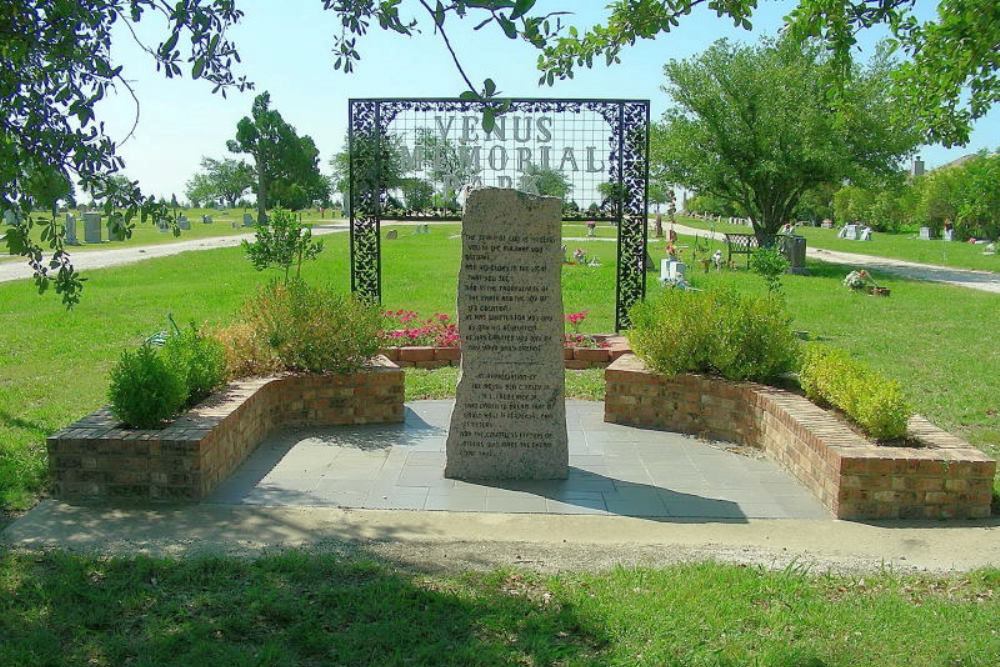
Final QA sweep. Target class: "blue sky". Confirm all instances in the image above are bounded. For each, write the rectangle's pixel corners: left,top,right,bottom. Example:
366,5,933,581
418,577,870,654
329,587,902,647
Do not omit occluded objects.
99,0,998,199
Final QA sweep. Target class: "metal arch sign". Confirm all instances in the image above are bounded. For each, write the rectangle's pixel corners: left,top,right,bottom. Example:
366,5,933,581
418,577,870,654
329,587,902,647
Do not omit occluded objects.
348,98,650,331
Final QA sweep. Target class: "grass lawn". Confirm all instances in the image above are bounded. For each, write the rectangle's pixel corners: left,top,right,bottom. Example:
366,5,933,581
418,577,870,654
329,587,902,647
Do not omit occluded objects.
1,223,998,510
674,215,1000,273
0,550,996,666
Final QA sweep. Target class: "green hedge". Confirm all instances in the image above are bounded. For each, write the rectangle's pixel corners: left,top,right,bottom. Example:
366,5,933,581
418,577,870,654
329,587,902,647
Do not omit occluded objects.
629,288,799,383
799,345,911,441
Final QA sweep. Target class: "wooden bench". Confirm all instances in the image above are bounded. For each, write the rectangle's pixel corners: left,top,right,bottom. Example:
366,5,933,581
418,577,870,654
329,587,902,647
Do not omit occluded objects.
723,233,759,268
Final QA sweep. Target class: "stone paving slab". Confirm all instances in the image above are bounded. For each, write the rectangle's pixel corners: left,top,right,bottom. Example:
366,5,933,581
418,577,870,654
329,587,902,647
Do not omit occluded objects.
206,400,828,520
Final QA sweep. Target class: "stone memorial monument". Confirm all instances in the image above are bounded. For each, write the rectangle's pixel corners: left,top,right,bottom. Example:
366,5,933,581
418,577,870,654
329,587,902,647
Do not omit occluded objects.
64,214,77,244
243,213,254,227
178,215,191,230
445,188,568,480
83,213,102,243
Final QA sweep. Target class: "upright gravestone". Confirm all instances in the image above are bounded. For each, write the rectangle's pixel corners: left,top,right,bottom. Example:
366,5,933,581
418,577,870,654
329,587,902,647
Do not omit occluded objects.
64,214,77,245
2,210,17,226
83,213,102,243
178,215,191,230
243,213,254,227
445,188,568,480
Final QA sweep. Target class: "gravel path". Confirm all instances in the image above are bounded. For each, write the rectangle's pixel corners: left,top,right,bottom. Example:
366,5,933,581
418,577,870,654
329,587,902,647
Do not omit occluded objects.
668,222,1000,294
0,223,349,284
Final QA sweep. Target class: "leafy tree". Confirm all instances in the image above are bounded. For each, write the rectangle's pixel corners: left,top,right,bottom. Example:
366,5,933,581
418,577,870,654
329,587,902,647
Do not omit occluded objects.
832,186,875,226
794,183,836,223
399,178,435,211
329,133,408,217
227,92,325,221
323,1,999,146
913,169,961,236
517,164,573,199
412,129,480,192
654,37,919,244
242,208,324,283
954,152,1000,240
184,172,216,209
3,0,248,305
186,157,254,208
268,135,329,211
684,193,743,218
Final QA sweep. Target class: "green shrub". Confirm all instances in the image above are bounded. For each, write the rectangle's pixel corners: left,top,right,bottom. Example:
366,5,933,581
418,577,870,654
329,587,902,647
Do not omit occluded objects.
799,345,911,441
629,288,798,382
108,344,187,429
162,323,228,405
749,246,789,294
240,281,382,374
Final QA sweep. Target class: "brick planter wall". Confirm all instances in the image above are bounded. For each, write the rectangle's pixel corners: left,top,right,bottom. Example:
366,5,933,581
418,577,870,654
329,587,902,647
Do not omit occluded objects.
605,355,995,520
382,334,632,369
47,356,404,502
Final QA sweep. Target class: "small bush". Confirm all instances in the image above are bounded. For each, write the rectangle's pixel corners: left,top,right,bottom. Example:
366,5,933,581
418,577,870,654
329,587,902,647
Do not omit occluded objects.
108,344,187,429
749,246,789,294
162,323,227,405
212,322,281,379
239,281,382,374
799,345,911,441
629,288,798,382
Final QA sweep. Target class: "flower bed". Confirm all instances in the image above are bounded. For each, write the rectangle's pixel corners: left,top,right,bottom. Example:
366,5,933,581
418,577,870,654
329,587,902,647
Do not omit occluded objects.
47,357,404,502
380,334,631,369
380,310,630,369
605,354,995,520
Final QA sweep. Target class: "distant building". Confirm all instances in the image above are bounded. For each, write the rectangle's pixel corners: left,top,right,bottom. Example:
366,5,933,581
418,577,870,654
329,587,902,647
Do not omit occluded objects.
911,156,925,177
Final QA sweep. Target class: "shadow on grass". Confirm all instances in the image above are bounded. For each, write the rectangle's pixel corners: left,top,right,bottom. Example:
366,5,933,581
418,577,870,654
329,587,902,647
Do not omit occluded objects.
0,409,48,434
0,547,605,666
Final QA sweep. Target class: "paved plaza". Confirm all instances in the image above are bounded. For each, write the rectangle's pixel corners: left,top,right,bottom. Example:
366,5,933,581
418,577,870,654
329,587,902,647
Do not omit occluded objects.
207,400,828,520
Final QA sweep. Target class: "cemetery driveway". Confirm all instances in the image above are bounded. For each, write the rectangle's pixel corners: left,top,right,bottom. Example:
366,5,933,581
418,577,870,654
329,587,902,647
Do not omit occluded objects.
669,222,1000,294
0,223,349,284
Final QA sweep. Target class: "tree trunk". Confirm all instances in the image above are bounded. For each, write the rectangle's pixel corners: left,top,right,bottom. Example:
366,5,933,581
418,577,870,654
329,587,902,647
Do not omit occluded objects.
256,155,267,224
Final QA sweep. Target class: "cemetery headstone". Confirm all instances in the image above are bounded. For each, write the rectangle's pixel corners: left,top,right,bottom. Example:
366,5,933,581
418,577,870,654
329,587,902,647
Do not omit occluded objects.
386,229,398,240
919,227,931,240
83,213,102,243
2,210,17,226
445,188,568,480
838,224,858,241
779,234,808,274
178,215,191,230
243,213,254,227
202,214,213,224
64,214,77,244
107,214,126,242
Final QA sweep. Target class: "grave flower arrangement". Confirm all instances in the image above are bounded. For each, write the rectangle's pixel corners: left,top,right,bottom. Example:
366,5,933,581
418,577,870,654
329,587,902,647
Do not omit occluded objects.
381,310,461,347
843,269,871,290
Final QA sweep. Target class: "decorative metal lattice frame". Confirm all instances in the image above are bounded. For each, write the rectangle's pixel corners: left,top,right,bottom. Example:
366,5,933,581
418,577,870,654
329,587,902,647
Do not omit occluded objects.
348,98,649,330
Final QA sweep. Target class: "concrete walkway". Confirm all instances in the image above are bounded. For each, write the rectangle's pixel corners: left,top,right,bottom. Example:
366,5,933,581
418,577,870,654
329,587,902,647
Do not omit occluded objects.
5,501,998,573
669,222,1000,294
207,400,827,520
